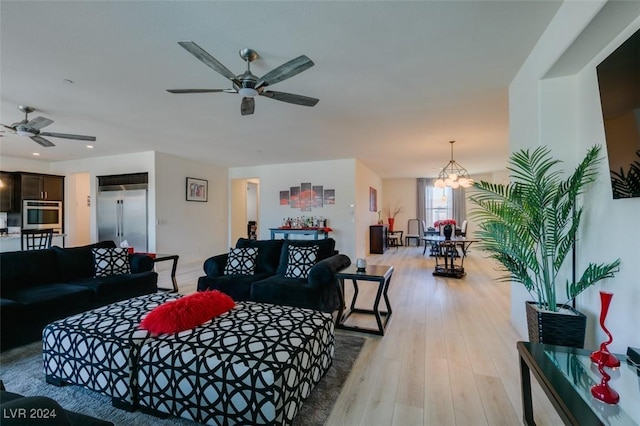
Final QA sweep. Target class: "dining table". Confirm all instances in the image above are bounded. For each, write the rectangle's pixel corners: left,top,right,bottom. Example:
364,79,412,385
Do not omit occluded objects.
421,235,477,278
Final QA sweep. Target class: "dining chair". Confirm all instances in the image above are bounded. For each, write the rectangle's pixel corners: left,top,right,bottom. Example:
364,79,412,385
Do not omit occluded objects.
454,220,469,256
405,219,421,246
21,229,54,251
455,220,468,237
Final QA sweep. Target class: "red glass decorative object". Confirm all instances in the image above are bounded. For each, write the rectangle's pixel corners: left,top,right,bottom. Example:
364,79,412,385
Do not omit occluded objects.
590,291,620,369
591,356,620,404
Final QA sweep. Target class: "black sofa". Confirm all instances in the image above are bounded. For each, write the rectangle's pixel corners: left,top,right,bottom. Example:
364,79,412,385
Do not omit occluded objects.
198,238,351,313
0,241,158,351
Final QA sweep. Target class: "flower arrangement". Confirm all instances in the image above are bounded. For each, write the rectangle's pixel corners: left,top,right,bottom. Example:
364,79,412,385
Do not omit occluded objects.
384,201,404,220
434,219,456,227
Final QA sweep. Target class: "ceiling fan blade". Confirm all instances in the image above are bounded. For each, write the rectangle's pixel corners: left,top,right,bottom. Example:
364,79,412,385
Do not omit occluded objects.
256,55,314,88
260,90,319,107
178,41,239,84
1,123,16,131
241,97,255,116
40,132,96,141
167,89,231,94
31,135,56,147
27,116,54,130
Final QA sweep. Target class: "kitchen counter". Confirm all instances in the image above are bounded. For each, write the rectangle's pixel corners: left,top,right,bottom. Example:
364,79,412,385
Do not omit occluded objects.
0,233,66,252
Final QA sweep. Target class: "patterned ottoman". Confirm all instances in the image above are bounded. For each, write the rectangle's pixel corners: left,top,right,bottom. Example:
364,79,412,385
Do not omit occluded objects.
43,293,181,410
137,301,335,426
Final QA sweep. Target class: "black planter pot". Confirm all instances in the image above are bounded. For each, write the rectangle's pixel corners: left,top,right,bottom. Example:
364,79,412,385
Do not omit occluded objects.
525,301,587,348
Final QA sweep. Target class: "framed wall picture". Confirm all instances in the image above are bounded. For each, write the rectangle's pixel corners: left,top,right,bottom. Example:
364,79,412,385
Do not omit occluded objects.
369,187,377,212
186,177,208,202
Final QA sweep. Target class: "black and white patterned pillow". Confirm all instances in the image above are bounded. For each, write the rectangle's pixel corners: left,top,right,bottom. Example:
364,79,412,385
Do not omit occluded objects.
284,245,319,279
92,248,131,277
224,247,258,275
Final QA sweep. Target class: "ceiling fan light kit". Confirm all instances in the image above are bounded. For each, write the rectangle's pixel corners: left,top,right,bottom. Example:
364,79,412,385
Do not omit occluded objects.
167,41,319,116
434,140,474,189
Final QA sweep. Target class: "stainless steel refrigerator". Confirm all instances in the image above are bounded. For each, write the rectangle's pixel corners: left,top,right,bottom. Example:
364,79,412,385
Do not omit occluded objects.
97,186,148,252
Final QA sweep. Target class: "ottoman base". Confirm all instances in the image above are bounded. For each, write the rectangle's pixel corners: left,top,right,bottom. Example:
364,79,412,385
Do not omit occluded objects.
46,374,136,411
137,301,335,426
43,293,181,409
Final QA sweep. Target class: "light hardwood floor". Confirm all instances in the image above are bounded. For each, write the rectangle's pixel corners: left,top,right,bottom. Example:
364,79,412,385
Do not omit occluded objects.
162,246,563,426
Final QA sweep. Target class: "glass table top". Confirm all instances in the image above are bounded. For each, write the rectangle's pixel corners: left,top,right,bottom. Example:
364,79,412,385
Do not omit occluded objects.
543,348,639,425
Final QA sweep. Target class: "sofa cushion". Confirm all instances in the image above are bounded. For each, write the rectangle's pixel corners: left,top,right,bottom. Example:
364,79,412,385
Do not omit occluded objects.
224,247,258,275
251,276,323,311
92,248,131,277
0,298,24,325
0,249,60,293
68,271,158,306
7,284,95,323
197,272,272,301
235,238,284,275
276,238,336,276
140,290,235,335
52,241,116,282
284,245,319,278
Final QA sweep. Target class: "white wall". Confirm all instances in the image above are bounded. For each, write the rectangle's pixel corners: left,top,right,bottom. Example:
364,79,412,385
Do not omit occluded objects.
230,159,358,260
382,178,416,236
355,161,383,257
154,152,228,264
510,1,640,352
0,156,54,174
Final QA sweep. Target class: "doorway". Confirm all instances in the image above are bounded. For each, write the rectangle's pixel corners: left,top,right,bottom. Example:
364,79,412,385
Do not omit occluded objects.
230,178,260,243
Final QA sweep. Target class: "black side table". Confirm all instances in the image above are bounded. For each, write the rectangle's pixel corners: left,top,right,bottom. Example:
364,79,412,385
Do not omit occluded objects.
153,254,179,293
335,264,394,336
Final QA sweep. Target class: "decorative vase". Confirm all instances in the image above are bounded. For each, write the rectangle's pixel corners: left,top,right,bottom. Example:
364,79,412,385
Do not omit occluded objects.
590,291,620,368
443,224,453,240
388,218,395,232
591,347,620,404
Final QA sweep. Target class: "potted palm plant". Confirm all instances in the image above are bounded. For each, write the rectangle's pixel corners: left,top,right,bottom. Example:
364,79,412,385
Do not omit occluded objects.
469,145,620,348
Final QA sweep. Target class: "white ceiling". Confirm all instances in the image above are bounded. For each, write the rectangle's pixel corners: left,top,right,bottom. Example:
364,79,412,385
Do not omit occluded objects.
0,1,562,178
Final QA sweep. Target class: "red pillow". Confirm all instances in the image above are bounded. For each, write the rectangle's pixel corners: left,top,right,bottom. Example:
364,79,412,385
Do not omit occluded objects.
140,290,235,334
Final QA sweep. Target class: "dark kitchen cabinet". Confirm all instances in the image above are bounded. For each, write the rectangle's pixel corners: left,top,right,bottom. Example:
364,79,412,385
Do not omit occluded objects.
370,225,388,254
20,174,64,201
0,172,17,212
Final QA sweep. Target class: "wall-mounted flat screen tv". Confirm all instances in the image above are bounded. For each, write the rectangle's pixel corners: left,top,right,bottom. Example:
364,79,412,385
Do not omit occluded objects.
596,28,640,199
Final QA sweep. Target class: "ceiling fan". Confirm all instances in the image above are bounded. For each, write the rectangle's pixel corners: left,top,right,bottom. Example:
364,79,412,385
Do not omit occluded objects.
0,105,96,147
167,41,319,116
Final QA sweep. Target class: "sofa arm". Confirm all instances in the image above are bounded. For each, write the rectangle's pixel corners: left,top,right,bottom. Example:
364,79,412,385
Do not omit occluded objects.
308,254,351,312
308,254,351,285
129,254,154,273
203,253,229,277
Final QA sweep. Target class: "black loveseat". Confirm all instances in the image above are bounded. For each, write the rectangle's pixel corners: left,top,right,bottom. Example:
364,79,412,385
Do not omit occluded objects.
198,238,350,313
0,241,158,351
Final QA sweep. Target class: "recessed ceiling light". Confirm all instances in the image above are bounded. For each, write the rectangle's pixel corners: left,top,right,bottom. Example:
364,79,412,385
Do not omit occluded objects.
32,152,40,156
86,145,94,149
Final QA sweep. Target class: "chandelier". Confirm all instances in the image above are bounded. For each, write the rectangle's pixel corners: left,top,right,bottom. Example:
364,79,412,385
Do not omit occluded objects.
434,140,474,189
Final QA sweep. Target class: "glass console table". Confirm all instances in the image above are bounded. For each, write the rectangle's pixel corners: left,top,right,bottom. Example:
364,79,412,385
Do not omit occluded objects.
517,341,639,425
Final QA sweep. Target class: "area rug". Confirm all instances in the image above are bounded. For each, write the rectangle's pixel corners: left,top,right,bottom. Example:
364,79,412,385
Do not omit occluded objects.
0,332,364,426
